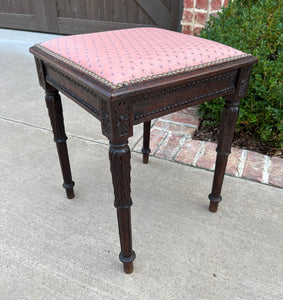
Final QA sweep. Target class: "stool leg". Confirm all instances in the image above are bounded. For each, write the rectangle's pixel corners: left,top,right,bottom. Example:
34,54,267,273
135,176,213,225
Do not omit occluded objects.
109,141,135,274
45,88,75,199
209,95,239,212
142,121,151,164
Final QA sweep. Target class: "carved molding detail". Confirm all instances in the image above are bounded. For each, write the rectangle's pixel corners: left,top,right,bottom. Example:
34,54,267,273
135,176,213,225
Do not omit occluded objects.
109,142,132,209
133,70,237,105
46,76,100,117
114,101,132,138
135,86,235,121
46,64,101,117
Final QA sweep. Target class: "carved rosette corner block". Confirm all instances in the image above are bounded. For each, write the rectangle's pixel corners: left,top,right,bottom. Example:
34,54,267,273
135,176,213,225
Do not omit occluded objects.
109,142,132,209
100,98,133,142
236,66,252,101
113,101,133,139
238,67,252,98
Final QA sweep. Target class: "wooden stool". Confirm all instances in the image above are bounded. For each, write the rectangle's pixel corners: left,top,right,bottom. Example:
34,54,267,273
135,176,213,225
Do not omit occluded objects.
29,28,257,274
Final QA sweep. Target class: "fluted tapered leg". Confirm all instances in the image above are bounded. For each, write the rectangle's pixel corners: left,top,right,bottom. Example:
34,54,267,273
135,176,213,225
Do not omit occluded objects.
142,121,151,164
209,95,239,212
45,88,75,199
109,141,135,274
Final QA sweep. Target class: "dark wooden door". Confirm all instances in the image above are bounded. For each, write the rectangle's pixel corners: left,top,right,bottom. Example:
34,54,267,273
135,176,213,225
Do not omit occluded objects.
0,0,182,34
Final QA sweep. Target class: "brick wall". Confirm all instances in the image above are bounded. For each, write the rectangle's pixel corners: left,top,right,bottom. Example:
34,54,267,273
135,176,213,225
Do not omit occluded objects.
181,0,230,35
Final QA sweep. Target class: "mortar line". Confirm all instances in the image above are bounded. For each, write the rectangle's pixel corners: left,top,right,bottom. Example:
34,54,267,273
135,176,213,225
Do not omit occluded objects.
158,119,198,128
161,113,200,120
172,136,189,161
236,149,248,177
262,155,271,184
193,141,205,166
152,131,169,156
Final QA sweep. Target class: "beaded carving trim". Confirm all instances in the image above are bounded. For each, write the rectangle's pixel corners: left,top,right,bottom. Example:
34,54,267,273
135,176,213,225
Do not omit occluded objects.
35,44,250,90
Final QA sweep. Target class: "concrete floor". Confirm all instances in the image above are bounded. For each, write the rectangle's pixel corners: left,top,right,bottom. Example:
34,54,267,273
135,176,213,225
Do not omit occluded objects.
0,29,283,299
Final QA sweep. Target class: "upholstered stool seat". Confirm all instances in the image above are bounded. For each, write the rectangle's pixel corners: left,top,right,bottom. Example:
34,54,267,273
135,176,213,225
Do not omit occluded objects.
30,27,257,274
37,28,248,89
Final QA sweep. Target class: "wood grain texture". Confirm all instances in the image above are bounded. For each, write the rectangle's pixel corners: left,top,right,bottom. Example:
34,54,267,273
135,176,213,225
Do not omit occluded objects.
56,0,155,27
0,0,181,33
0,12,35,30
57,17,154,34
33,0,59,32
0,0,33,14
136,0,171,28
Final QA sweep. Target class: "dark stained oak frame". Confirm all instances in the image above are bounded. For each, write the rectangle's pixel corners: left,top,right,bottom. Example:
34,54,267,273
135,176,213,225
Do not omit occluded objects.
30,45,257,274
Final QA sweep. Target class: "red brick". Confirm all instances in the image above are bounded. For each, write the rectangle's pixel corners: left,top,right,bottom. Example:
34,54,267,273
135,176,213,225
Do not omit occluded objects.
226,147,243,176
196,0,208,9
242,151,265,182
161,112,200,127
154,120,197,137
175,140,203,165
183,107,200,117
269,157,283,188
193,26,203,35
182,25,193,35
155,134,183,160
211,0,222,10
184,0,194,8
224,0,230,7
148,128,168,154
196,142,217,170
195,12,207,25
181,107,198,113
185,106,198,111
182,10,194,23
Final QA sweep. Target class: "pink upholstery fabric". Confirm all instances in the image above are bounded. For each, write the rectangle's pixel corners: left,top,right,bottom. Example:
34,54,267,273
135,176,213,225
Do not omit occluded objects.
39,27,249,89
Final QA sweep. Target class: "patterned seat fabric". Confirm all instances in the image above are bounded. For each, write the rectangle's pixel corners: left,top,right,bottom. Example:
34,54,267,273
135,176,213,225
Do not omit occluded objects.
37,27,250,89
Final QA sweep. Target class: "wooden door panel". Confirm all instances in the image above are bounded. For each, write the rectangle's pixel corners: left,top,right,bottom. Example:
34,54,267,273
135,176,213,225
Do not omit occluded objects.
0,0,33,14
57,0,104,20
136,0,171,29
33,0,59,33
0,0,35,31
57,0,154,25
0,0,182,34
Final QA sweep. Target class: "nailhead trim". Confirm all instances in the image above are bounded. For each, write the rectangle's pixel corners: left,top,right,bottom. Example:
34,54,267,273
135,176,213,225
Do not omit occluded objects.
35,44,250,90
